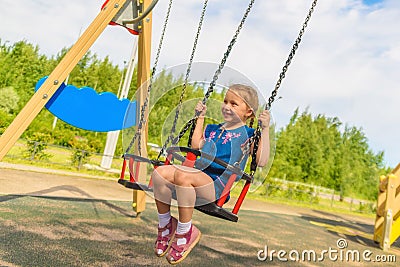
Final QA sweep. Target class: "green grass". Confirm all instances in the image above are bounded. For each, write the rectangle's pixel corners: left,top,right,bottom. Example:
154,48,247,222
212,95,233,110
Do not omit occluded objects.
4,140,122,179
231,182,376,218
246,193,375,219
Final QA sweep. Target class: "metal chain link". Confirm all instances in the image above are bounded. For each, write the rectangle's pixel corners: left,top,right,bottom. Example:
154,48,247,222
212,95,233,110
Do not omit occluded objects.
170,0,256,147
125,0,173,155
157,0,209,159
250,0,318,177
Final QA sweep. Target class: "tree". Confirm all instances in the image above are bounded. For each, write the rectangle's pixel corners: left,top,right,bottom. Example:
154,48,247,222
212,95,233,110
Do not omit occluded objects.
0,41,55,109
270,108,386,200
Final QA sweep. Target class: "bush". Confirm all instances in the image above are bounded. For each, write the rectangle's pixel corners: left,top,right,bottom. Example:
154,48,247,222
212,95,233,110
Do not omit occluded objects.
261,178,285,198
25,132,53,160
358,202,375,213
52,129,75,147
69,136,91,169
0,109,13,134
87,138,104,153
260,178,321,204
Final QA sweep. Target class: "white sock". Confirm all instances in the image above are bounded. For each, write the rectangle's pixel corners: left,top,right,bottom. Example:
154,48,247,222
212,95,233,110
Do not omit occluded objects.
176,220,192,246
158,211,171,237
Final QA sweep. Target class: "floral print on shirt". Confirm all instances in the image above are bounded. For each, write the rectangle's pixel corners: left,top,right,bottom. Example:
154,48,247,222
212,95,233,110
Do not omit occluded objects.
207,130,242,145
208,131,216,141
222,132,241,144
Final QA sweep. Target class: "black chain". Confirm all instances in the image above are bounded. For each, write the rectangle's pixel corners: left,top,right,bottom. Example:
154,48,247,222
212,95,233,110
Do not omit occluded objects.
125,0,173,155
249,0,318,177
171,0,256,146
157,0,209,159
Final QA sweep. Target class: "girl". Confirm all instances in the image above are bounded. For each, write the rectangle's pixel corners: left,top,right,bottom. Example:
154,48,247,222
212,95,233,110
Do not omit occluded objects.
152,84,271,264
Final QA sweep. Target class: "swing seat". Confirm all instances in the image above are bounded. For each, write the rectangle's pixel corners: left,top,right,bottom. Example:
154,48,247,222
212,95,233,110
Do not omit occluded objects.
118,154,163,191
118,147,253,222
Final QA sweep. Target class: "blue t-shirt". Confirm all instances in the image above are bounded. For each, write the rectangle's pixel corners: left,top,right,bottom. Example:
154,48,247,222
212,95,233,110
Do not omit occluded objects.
195,123,255,199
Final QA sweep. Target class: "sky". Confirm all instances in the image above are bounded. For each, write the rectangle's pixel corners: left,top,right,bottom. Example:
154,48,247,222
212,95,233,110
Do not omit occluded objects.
0,0,399,168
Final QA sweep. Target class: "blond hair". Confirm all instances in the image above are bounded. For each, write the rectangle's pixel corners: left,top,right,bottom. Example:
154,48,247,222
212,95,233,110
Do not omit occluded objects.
228,84,259,118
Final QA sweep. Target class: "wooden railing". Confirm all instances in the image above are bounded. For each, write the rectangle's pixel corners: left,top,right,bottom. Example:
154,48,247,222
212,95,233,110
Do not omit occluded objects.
373,163,400,251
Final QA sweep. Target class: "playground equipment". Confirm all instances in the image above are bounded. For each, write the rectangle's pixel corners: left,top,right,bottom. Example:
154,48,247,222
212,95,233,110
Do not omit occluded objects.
118,0,319,221
0,0,319,219
373,163,400,251
34,76,137,132
0,0,156,157
0,0,157,212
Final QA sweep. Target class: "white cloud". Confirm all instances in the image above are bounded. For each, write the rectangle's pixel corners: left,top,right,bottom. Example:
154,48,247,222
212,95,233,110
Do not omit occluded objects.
0,0,399,167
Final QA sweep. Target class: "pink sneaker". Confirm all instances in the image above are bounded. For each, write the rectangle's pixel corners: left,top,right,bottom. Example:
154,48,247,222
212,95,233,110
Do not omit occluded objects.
166,225,202,265
154,217,178,257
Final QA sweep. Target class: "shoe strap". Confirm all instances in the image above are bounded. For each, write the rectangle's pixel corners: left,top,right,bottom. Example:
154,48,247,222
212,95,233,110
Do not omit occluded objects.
174,226,192,244
158,220,172,233
170,242,186,254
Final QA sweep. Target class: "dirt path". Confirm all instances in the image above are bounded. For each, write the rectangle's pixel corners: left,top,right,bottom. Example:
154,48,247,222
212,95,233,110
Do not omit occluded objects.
0,165,131,201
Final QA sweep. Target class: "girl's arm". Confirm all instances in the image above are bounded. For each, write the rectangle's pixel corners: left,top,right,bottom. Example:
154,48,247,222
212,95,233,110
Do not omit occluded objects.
191,101,207,149
254,110,271,167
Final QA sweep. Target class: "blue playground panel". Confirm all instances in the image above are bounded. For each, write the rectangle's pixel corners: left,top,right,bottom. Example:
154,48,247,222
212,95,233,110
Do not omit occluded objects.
35,77,136,132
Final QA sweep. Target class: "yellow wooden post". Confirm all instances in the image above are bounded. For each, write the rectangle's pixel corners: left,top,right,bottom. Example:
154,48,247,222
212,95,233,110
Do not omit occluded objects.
388,174,400,245
0,0,127,161
132,0,153,214
373,175,387,242
389,164,400,245
373,163,400,250
391,214,400,245
381,174,399,251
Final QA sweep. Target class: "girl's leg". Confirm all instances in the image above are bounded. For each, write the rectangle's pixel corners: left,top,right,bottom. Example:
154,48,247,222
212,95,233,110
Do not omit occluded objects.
151,165,178,257
166,167,214,264
173,166,215,222
152,165,176,214
153,165,215,220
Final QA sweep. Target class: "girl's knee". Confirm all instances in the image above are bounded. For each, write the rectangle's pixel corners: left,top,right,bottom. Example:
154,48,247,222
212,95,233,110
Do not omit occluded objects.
174,170,191,187
153,165,175,183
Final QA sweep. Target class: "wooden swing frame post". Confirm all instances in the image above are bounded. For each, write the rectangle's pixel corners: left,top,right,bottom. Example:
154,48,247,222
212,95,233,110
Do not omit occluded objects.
132,0,153,214
0,0,127,161
373,163,400,251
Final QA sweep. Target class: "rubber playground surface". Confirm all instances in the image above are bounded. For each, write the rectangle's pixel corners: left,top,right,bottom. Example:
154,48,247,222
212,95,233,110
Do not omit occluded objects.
1,165,399,267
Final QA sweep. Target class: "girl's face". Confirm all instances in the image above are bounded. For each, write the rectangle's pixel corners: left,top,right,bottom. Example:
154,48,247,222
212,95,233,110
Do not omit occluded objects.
221,90,253,125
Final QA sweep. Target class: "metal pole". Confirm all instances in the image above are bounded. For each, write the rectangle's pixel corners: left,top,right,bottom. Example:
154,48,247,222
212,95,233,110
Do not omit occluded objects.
100,37,138,169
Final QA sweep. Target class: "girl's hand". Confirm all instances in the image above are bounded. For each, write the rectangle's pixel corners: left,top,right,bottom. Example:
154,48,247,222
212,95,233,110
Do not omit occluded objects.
195,101,207,117
258,110,270,130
